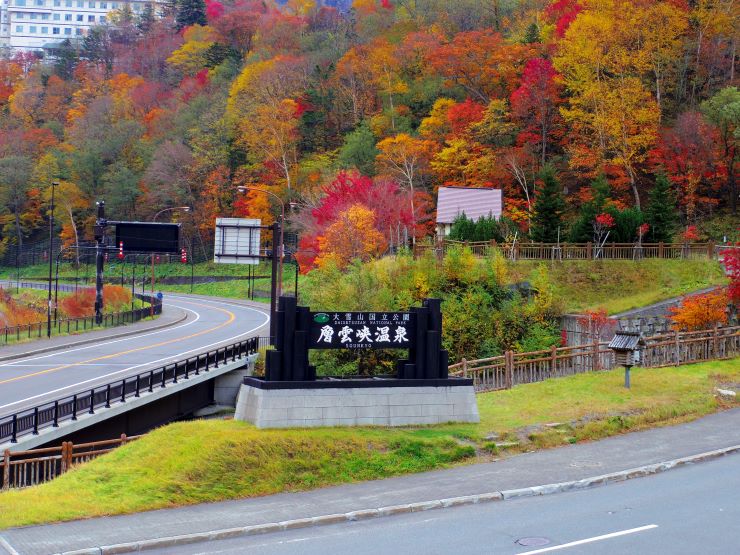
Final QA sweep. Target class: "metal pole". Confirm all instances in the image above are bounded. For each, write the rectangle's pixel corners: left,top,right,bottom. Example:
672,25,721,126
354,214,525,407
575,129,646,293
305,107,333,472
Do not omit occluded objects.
47,182,57,338
131,254,136,312
94,201,105,325
269,221,279,342
150,253,154,317
277,210,284,298
54,250,62,322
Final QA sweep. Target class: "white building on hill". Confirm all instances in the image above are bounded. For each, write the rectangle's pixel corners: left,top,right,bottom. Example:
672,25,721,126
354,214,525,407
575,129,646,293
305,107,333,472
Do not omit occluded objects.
435,186,503,237
0,0,157,52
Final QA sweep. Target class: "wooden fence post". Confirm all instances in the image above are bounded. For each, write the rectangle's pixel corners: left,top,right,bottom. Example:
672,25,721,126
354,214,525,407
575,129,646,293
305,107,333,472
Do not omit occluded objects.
658,242,664,258
707,242,714,259
593,341,600,371
504,351,514,389
550,345,558,376
462,358,468,378
675,330,681,365
2,450,9,491
60,442,68,474
713,324,719,356
65,441,74,471
586,242,593,259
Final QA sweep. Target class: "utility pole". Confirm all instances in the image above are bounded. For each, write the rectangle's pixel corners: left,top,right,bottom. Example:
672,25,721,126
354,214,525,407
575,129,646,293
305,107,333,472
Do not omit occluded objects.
46,181,58,338
94,201,106,325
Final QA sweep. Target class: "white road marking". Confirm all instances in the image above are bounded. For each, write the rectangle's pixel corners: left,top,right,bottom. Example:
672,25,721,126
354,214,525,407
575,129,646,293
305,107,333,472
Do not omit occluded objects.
0,300,270,412
0,303,202,367
0,535,19,555
518,524,659,554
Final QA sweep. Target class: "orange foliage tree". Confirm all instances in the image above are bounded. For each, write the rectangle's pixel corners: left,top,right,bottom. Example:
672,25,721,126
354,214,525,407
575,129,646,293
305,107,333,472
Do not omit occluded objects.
669,289,729,331
315,204,387,269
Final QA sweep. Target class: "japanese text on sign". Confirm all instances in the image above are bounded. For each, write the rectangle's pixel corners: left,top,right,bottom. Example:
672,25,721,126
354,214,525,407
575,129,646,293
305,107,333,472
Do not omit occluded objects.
310,312,415,349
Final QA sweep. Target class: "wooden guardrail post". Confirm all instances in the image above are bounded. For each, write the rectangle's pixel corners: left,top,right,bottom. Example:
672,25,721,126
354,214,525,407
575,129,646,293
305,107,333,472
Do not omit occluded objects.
2,449,9,491
586,242,593,259
504,351,514,389
120,433,128,445
707,242,714,259
593,341,600,371
461,358,468,378
713,324,719,356
550,345,558,377
675,330,681,365
658,241,664,258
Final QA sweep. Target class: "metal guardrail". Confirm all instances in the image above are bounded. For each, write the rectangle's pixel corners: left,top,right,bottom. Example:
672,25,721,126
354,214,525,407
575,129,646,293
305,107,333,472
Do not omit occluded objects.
0,282,162,346
0,336,267,444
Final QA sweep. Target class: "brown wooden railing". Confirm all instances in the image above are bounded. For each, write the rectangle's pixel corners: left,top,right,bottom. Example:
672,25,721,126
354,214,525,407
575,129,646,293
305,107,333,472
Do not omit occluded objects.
1,434,139,491
450,326,740,392
415,240,725,261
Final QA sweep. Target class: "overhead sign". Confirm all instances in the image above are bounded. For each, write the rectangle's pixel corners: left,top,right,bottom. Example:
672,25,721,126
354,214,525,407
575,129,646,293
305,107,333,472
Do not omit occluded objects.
115,222,180,254
310,312,416,349
214,218,261,265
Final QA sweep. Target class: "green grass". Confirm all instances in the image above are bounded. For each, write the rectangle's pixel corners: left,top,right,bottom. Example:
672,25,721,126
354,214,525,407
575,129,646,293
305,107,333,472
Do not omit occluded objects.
1,358,737,529
512,259,726,314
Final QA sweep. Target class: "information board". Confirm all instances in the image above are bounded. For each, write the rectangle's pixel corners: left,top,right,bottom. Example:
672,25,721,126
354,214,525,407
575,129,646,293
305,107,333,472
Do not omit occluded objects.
115,222,180,254
214,218,261,265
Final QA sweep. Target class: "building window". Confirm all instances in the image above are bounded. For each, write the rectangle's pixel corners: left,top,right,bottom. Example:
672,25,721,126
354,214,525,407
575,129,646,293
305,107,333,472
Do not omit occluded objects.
111,1,117,7
100,1,106,8
41,13,49,19
75,27,81,34
64,26,70,34
99,15,105,22
87,14,93,21
41,25,47,33
53,12,59,19
88,0,94,7
35,0,43,5
76,14,82,20
15,0,25,6
15,24,23,31
65,0,71,5
29,25,36,32
76,0,82,5
64,13,71,20
30,12,36,18
52,26,59,33
53,0,59,5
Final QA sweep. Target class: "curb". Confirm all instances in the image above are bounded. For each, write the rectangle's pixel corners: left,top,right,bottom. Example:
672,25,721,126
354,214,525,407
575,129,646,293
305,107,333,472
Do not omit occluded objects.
0,312,188,364
55,444,740,555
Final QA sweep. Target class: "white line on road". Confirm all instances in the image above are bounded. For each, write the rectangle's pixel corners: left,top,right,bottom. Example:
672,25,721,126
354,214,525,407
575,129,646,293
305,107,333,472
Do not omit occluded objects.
0,300,269,412
518,524,658,554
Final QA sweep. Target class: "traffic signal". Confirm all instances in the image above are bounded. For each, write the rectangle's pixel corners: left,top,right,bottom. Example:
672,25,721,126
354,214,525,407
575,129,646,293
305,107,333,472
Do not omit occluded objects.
180,248,187,264
118,241,124,260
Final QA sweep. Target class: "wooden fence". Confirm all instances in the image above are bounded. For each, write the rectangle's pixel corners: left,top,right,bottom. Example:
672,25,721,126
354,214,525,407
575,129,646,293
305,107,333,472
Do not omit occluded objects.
1,434,139,491
415,240,725,261
450,325,740,392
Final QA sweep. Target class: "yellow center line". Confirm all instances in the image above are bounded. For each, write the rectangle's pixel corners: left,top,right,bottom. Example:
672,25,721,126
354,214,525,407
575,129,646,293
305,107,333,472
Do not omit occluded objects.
0,300,237,386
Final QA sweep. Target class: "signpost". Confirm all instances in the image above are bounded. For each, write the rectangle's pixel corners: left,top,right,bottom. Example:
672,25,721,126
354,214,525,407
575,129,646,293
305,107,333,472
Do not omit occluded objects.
265,296,448,382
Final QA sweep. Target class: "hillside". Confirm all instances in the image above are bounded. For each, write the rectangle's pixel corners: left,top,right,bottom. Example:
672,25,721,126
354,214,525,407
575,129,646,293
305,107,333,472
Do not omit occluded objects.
0,0,736,273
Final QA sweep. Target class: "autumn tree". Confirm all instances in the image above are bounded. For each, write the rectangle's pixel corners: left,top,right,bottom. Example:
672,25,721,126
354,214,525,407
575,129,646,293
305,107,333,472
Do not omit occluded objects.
176,0,207,29
701,87,739,213
0,156,33,250
669,289,729,331
645,173,677,243
376,133,436,242
315,204,387,268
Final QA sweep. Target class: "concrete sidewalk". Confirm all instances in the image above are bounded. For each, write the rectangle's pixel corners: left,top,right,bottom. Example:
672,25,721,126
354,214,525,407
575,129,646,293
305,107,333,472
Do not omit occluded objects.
2,408,739,555
0,306,188,363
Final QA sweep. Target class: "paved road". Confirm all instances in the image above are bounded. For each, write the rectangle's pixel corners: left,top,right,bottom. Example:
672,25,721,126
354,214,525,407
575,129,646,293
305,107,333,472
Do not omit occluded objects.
0,295,269,416
151,453,740,555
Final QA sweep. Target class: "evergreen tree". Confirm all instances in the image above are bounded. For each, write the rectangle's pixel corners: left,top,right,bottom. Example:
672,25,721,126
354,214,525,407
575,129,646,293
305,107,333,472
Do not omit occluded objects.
568,175,609,242
175,0,206,29
338,122,379,176
53,39,78,80
137,2,156,33
530,166,566,243
645,173,677,242
523,23,540,44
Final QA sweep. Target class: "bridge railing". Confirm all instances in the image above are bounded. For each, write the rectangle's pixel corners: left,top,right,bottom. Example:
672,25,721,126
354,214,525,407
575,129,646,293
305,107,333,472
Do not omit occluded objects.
0,336,265,445
0,283,162,346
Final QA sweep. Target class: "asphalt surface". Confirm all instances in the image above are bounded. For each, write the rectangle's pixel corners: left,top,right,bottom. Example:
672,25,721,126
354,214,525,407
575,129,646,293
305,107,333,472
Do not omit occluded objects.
0,295,270,416
2,408,738,555
150,453,740,555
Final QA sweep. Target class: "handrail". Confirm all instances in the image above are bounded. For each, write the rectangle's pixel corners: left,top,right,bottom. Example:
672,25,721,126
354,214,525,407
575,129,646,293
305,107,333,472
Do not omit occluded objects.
0,281,162,345
0,336,268,444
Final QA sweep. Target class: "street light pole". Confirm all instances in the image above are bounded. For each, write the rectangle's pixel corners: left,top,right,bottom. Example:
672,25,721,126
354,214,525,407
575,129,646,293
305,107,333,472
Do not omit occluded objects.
46,181,58,338
235,187,286,297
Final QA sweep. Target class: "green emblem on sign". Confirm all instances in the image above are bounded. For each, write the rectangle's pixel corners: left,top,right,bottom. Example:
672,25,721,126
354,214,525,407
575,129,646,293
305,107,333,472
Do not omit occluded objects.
313,313,330,324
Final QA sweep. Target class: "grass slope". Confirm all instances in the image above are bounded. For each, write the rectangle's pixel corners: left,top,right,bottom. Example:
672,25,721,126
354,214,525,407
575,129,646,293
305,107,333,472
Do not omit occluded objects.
1,358,737,529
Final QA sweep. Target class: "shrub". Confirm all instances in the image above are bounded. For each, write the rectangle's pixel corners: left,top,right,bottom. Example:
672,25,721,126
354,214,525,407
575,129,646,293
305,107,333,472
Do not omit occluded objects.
669,289,729,331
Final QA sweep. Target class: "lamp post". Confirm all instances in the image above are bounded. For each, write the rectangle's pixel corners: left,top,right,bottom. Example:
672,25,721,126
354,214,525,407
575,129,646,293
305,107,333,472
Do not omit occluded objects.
150,206,190,305
235,187,289,297
46,181,58,338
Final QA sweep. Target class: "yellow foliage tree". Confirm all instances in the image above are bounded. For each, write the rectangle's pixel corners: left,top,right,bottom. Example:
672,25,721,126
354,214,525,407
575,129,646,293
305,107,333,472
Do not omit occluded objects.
167,25,216,76
316,204,387,269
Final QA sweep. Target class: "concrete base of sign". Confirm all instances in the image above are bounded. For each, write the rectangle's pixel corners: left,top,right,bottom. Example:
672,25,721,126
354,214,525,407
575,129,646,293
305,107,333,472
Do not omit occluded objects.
234,377,479,428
